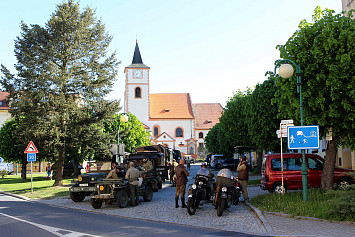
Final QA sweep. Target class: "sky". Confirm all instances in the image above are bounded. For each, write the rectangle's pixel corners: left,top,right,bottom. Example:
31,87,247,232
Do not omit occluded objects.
0,0,342,108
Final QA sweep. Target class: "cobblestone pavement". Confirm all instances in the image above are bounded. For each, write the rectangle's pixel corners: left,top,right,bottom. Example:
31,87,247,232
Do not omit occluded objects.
37,164,269,236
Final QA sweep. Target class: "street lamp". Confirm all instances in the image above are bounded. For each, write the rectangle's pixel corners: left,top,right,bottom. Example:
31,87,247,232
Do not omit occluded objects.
117,113,129,165
274,59,308,202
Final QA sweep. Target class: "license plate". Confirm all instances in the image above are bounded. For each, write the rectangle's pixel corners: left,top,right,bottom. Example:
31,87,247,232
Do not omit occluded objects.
79,183,88,186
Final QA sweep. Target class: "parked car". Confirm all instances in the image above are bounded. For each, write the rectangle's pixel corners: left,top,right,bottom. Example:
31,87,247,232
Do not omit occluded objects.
52,161,83,178
0,163,14,174
210,154,226,169
221,158,239,170
261,153,354,193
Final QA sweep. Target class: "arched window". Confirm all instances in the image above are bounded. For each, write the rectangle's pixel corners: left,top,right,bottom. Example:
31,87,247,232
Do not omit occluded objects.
198,132,203,139
153,126,159,137
175,127,183,137
189,147,194,154
135,87,141,98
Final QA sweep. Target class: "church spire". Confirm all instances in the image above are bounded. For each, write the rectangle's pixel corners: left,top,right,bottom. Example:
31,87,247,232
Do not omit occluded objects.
132,40,143,64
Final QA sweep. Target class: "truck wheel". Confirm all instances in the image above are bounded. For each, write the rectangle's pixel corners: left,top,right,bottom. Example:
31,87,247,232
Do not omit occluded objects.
158,180,163,189
90,198,102,209
152,181,159,192
116,190,129,208
143,185,153,202
70,192,86,202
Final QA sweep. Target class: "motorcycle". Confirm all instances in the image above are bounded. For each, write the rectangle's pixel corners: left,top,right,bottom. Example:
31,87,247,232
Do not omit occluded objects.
187,174,214,215
213,176,240,216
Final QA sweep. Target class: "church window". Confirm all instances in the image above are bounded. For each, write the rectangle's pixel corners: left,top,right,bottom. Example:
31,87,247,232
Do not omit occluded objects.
198,132,203,138
135,87,141,98
175,127,183,137
153,126,160,137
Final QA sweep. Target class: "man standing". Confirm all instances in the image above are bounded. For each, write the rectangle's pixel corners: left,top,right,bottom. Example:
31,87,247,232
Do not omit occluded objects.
126,162,140,207
237,156,249,202
175,159,189,208
46,163,52,180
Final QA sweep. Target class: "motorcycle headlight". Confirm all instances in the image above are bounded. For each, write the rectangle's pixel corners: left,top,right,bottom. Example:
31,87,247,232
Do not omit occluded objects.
96,185,99,189
78,176,82,182
159,172,162,175
192,184,197,189
222,187,227,192
199,181,203,186
91,177,95,181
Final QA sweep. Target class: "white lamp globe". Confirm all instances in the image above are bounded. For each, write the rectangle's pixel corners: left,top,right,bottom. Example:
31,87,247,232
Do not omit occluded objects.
279,64,294,79
120,114,129,123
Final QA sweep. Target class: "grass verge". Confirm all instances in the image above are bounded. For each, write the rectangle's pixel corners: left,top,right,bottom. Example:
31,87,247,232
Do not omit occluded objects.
0,173,72,199
248,179,261,186
250,188,355,222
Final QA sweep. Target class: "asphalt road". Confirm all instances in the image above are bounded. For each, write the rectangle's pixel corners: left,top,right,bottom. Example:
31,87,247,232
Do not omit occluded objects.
0,193,263,237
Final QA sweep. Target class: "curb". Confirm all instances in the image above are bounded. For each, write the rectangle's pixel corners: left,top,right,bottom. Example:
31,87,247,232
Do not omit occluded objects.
245,202,275,236
0,191,31,201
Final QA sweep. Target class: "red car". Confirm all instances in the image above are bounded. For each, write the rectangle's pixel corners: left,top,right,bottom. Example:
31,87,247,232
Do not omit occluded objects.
260,153,354,193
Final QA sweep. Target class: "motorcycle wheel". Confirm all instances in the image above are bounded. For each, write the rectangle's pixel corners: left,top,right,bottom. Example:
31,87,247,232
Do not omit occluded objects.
234,191,240,205
187,196,197,215
217,198,225,217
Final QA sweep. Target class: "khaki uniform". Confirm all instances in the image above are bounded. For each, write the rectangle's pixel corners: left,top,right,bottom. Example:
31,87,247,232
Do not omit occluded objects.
237,162,249,200
175,164,189,198
106,169,118,179
126,167,140,206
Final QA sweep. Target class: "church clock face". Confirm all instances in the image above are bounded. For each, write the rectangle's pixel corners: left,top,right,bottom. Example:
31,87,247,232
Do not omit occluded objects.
133,69,142,78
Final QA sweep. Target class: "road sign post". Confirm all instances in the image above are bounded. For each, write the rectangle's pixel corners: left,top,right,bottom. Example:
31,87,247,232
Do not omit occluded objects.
24,141,39,193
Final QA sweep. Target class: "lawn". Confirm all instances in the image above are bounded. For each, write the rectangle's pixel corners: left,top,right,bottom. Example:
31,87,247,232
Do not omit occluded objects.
250,188,355,222
0,173,72,199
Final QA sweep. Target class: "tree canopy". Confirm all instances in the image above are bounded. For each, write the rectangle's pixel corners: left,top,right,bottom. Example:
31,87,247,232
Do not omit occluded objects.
0,0,120,185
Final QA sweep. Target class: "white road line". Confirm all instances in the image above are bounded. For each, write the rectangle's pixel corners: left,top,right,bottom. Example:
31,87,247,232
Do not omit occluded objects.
0,212,101,237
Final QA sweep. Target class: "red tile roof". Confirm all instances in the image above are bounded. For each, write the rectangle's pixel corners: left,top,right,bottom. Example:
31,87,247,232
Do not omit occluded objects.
149,93,194,119
0,91,9,110
192,103,223,129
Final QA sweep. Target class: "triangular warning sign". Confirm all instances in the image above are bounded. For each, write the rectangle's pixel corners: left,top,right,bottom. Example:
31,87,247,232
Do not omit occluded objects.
24,141,38,153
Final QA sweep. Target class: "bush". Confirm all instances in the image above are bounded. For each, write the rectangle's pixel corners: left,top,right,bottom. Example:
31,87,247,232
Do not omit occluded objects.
325,189,355,221
0,169,7,178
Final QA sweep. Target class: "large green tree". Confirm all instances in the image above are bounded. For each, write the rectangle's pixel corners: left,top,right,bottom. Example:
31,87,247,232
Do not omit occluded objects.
204,123,234,157
275,7,355,189
0,0,120,185
246,74,280,172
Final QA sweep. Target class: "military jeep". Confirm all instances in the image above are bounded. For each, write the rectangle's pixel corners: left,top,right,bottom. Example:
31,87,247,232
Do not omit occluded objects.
69,161,111,202
90,176,154,209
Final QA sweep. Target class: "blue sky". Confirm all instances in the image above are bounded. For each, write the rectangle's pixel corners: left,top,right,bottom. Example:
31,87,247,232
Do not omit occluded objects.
0,0,342,107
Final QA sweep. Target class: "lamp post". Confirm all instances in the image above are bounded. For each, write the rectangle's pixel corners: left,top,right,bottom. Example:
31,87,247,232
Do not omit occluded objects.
117,113,129,165
274,59,308,202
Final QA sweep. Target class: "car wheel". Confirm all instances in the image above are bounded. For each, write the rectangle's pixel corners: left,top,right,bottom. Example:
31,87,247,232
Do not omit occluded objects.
116,190,129,208
70,192,86,202
272,182,287,194
90,198,102,209
337,178,352,190
143,185,153,202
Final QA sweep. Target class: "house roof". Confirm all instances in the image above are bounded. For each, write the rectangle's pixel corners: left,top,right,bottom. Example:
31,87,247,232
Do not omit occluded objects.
0,91,9,110
125,41,150,69
192,103,223,129
149,93,194,119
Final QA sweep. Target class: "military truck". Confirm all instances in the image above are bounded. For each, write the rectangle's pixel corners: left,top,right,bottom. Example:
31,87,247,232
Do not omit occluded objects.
90,175,154,209
134,145,172,182
69,161,111,202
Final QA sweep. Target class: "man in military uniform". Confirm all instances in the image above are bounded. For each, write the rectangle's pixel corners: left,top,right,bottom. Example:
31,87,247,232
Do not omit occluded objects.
237,156,249,202
126,162,140,206
175,159,189,208
106,166,124,179
142,158,153,173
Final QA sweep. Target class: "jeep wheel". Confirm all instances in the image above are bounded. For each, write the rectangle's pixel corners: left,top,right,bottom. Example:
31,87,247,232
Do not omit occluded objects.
116,190,129,208
90,198,103,209
272,182,287,194
337,178,352,190
143,185,153,202
158,180,163,189
70,192,86,202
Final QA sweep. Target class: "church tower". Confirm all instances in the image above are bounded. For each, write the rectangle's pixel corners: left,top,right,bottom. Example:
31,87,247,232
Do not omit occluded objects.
124,41,150,124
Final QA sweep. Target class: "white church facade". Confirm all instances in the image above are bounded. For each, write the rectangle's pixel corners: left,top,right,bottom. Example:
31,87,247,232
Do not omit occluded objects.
124,41,223,158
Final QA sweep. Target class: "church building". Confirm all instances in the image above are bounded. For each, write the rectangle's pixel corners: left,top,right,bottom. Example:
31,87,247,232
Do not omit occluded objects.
124,41,223,158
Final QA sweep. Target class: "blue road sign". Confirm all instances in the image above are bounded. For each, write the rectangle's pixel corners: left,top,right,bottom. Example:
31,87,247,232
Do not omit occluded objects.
0,157,3,163
27,153,36,162
288,125,320,149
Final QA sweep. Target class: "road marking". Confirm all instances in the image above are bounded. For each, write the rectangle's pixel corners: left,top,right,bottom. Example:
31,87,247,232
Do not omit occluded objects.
0,212,101,237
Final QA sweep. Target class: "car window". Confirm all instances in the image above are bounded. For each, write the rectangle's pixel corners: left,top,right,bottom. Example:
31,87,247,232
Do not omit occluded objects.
271,157,303,171
308,157,323,170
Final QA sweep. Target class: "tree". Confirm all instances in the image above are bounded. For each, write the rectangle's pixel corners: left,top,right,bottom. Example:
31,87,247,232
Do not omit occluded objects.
246,74,280,173
205,123,234,157
219,89,254,154
274,7,355,189
0,0,120,186
0,118,28,179
104,113,151,154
